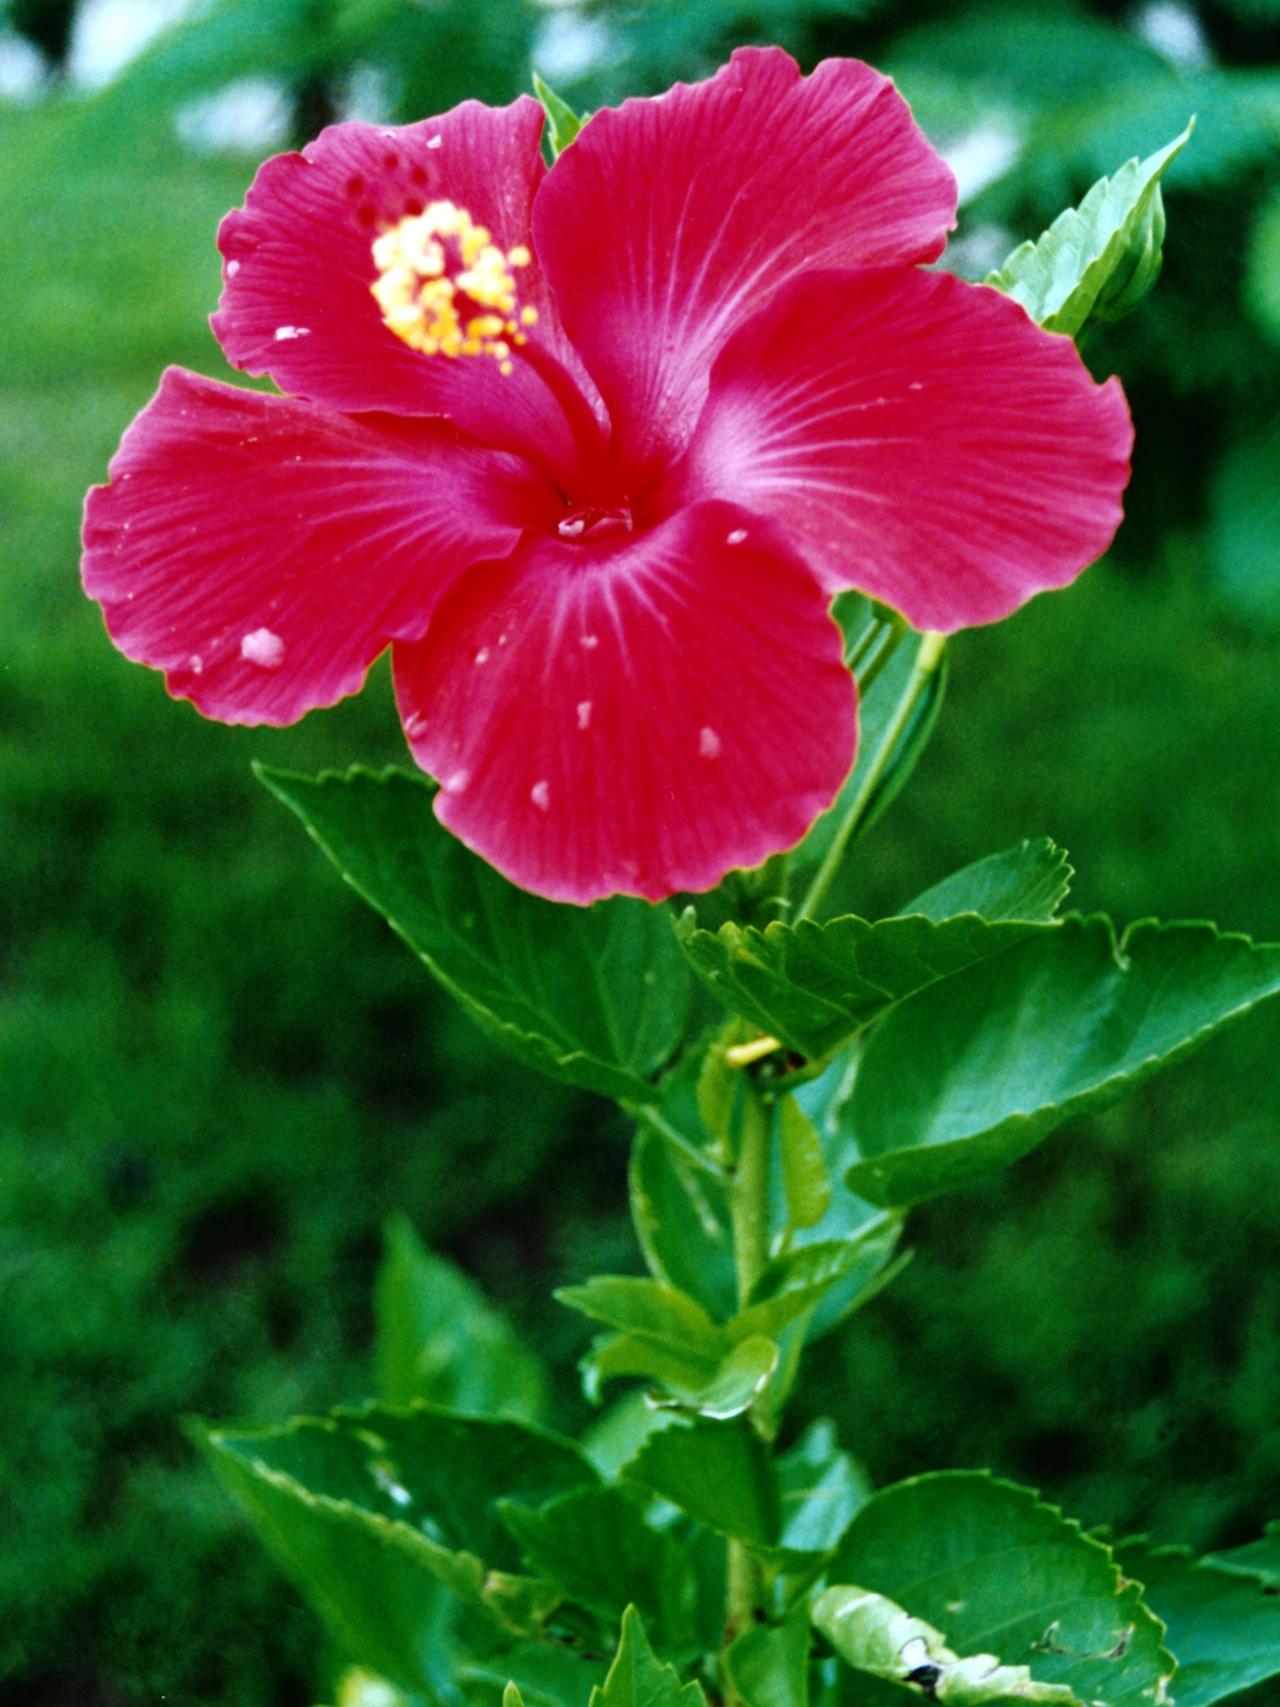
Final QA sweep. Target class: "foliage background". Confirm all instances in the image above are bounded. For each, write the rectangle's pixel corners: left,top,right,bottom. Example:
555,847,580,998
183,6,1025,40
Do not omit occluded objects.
2,0,1278,1701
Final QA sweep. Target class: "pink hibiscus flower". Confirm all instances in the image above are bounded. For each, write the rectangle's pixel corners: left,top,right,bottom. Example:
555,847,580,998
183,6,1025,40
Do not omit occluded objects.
82,48,1132,905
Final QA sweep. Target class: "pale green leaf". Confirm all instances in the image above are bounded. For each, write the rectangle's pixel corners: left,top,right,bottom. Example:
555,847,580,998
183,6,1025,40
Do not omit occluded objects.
256,765,691,1103
624,1419,779,1551
732,1228,903,1345
827,1473,1173,1707
846,916,1280,1208
580,1332,778,1421
777,1420,872,1558
726,1617,812,1707
986,125,1192,335
779,1097,831,1230
532,72,586,156
629,1121,736,1321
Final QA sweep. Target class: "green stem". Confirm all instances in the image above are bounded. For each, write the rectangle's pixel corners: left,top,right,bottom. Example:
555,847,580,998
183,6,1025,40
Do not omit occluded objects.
724,1090,771,1669
796,631,947,924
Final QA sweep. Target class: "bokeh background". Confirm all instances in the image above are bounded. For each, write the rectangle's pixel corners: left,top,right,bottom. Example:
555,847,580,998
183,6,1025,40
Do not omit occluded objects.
3,0,1279,1700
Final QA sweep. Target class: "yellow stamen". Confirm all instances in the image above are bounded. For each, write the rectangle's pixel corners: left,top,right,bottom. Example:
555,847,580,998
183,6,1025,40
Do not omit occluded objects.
370,201,533,371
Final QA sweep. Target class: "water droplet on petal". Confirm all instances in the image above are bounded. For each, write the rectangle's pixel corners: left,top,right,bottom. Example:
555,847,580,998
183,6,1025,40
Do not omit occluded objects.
188,654,203,674
426,134,442,150
444,768,470,794
580,633,599,650
403,712,426,738
225,259,241,278
576,700,592,730
474,647,490,665
558,516,586,539
241,627,285,668
498,631,510,646
530,779,551,811
726,527,749,546
699,726,722,759
273,324,311,341
908,382,924,392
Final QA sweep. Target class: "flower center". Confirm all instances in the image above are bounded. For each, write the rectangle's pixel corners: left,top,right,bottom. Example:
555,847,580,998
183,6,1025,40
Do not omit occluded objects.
370,202,538,373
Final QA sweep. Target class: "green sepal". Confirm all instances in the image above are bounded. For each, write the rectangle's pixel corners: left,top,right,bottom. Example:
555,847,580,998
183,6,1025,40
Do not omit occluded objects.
1118,1538,1280,1707
677,841,1069,1063
986,125,1192,336
375,1216,544,1419
845,915,1280,1208
825,1472,1173,1707
498,1483,699,1657
532,72,586,156
590,1607,708,1707
255,765,691,1103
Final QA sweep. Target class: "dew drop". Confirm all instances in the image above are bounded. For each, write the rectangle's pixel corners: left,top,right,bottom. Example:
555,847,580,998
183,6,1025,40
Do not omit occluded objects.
403,712,426,738
579,633,599,650
444,768,470,794
225,259,241,278
530,779,551,811
908,382,924,391
576,700,592,730
558,516,586,539
498,631,510,646
188,654,203,675
273,324,311,341
699,726,722,759
241,627,285,668
726,527,749,546
474,647,490,665
426,134,443,150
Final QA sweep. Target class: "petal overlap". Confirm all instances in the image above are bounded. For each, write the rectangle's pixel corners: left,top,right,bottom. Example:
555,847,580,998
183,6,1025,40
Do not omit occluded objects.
83,369,557,725
681,266,1134,631
212,97,603,486
533,46,957,479
393,502,856,904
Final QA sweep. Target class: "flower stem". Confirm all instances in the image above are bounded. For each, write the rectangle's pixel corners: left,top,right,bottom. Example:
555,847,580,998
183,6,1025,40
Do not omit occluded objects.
724,1089,771,1672
796,631,947,924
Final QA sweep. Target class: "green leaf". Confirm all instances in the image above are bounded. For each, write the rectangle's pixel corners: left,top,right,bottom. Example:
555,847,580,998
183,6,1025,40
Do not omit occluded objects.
629,1121,737,1321
777,1420,872,1558
256,765,691,1103
827,1472,1173,1707
532,72,586,157
814,1584,1077,1704
460,1646,607,1707
1204,1524,1280,1586
590,1607,707,1707
846,916,1280,1208
580,1330,779,1421
779,1098,831,1230
625,1419,780,1552
986,125,1192,336
732,1228,903,1344
678,841,1067,1062
1118,1541,1280,1707
556,1277,726,1370
725,1617,812,1707
375,1216,544,1419
499,1484,698,1656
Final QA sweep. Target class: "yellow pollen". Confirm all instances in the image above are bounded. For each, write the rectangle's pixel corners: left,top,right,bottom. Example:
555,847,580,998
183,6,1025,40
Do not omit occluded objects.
370,201,533,371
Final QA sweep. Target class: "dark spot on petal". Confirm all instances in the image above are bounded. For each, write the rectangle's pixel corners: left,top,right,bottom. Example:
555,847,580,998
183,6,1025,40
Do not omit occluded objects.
404,197,422,217
346,173,365,196
409,164,428,188
381,150,398,170
356,202,377,228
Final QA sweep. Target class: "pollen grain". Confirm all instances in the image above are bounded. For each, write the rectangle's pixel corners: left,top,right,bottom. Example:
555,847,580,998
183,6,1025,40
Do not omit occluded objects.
370,201,536,368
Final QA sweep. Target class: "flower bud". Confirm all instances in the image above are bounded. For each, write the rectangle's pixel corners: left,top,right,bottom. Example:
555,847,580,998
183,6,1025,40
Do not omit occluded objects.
1090,187,1168,326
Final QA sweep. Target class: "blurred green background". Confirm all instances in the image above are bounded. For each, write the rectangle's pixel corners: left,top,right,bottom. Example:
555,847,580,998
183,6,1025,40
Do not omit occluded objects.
2,0,1278,1700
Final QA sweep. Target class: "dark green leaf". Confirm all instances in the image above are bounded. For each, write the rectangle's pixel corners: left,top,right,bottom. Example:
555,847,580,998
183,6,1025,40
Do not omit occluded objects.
499,1484,698,1655
726,1617,812,1707
678,841,1067,1061
624,1419,780,1551
532,72,586,156
590,1608,707,1707
1120,1541,1280,1707
846,917,1280,1208
375,1216,544,1419
826,1473,1173,1707
987,126,1191,336
629,1122,736,1321
777,1421,872,1558
256,766,691,1102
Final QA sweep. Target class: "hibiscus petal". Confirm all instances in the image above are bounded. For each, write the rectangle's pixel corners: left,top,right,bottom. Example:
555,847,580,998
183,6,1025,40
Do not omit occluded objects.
534,46,956,477
393,501,856,905
212,98,601,484
82,368,556,725
681,266,1134,632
